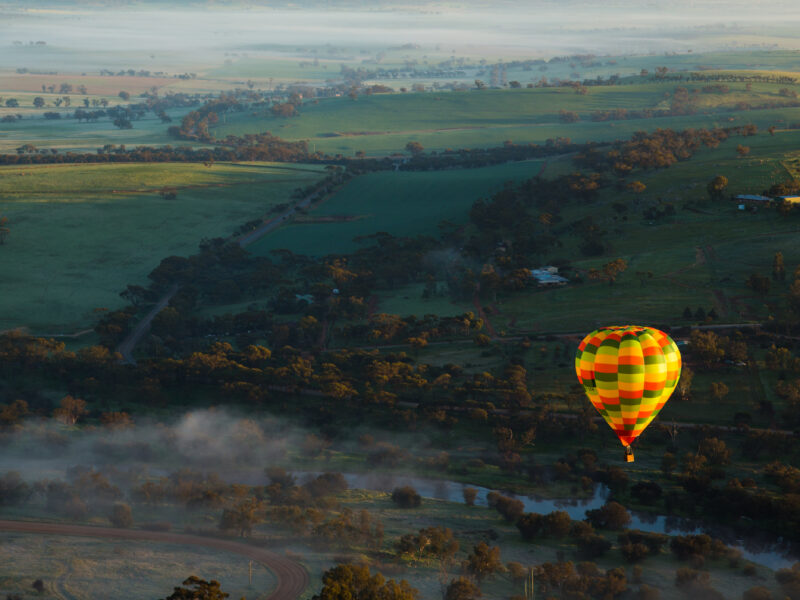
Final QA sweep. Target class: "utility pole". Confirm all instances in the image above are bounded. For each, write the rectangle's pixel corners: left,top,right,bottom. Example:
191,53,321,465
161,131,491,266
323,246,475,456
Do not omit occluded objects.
524,567,534,599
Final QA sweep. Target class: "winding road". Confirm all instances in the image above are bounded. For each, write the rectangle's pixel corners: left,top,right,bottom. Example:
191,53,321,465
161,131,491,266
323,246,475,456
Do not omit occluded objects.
0,520,309,600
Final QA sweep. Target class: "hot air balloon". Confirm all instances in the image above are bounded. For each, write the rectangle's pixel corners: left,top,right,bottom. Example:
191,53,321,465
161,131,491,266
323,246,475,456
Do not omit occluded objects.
575,326,681,462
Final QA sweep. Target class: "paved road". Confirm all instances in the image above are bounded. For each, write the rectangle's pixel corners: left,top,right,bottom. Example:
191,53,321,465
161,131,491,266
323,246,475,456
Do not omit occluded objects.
0,520,309,600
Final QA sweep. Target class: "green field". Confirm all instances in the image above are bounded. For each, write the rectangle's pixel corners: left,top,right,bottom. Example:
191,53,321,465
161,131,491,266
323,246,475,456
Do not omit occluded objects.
0,162,324,332
249,160,544,257
210,81,800,156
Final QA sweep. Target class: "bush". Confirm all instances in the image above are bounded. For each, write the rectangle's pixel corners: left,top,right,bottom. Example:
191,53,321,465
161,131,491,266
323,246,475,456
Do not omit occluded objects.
493,495,524,522
631,480,662,505
675,567,709,589
620,542,649,563
637,584,661,599
517,513,543,540
618,530,668,555
576,533,611,559
391,486,421,508
109,502,133,528
445,577,481,600
462,487,478,506
670,534,726,561
585,501,631,530
742,586,772,600
543,511,572,538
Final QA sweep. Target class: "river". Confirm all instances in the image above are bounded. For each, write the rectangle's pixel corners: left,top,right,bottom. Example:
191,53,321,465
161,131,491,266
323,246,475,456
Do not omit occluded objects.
290,470,799,570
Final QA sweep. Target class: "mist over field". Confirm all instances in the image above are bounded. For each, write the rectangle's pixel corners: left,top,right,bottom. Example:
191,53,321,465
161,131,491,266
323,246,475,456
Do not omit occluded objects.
8,0,800,598
3,0,800,63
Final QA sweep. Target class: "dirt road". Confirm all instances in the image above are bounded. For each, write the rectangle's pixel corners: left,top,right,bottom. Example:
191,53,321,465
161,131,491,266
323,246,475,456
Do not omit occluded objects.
0,520,308,600
116,186,328,363
116,284,179,364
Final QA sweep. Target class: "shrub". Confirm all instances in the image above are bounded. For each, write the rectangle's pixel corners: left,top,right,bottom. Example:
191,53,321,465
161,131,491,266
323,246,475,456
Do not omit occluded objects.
109,502,133,528
462,487,478,506
576,533,611,559
391,486,421,508
585,501,631,530
742,586,772,600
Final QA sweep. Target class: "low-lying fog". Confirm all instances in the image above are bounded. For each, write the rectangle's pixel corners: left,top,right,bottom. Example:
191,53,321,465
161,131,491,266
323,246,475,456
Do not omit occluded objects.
3,0,800,66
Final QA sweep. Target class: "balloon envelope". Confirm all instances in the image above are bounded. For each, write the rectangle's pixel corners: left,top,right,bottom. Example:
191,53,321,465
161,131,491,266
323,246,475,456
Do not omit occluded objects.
575,325,681,450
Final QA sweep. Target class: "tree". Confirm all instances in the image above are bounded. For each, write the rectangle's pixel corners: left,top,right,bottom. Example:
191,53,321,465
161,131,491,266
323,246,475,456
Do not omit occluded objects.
391,486,421,508
53,395,88,425
32,580,45,594
661,453,678,476
707,175,728,201
110,502,133,528
698,437,731,466
627,180,646,193
463,542,504,581
710,382,730,401
0,215,9,245
118,91,130,101
774,252,786,281
736,144,751,157
463,487,478,506
559,110,580,123
678,366,694,401
588,259,628,285
113,117,133,129
405,141,424,156
33,96,45,108
445,578,481,600
690,330,724,367
162,576,229,600
218,497,262,537
585,501,631,530
312,564,419,600
742,586,772,600
746,273,770,296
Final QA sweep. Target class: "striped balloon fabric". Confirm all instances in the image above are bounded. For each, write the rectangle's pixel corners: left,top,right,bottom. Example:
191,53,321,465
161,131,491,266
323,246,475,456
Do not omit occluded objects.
575,326,681,462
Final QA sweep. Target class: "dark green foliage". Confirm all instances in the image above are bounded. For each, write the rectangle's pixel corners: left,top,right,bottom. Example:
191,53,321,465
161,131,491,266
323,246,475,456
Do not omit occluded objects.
312,564,419,600
585,501,631,530
391,486,421,508
162,576,229,600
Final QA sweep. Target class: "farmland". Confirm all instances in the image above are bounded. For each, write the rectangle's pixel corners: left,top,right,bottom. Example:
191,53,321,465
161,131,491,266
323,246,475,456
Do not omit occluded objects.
249,160,544,257
7,4,800,599
0,162,324,332
211,80,800,156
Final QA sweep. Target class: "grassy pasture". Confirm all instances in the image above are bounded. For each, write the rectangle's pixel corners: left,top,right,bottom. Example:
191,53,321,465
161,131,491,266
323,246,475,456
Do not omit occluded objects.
0,73,175,95
0,534,276,600
0,108,192,153
249,160,544,257
0,162,324,332
209,80,800,156
476,130,800,334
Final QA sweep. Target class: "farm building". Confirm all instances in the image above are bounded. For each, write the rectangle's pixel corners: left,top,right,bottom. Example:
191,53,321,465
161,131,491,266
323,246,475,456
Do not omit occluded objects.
530,266,568,286
776,195,800,203
734,194,772,207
